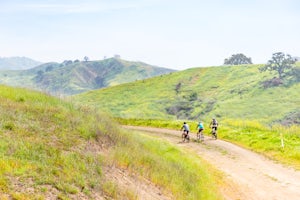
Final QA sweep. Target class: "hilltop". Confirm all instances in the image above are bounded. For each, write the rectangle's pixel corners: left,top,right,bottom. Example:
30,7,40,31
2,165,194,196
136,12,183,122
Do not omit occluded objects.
0,56,42,70
0,58,175,95
74,63,300,125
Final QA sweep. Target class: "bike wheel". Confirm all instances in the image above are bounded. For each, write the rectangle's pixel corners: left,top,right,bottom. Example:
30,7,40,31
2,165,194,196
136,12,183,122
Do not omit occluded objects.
200,133,204,142
213,131,217,139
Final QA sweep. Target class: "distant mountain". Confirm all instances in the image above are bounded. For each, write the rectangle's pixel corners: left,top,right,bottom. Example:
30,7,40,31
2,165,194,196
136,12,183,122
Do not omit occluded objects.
0,56,42,70
0,58,175,95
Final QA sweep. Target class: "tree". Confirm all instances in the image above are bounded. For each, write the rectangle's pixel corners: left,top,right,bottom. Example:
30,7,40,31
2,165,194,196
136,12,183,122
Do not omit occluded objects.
260,52,296,79
224,53,252,65
62,60,73,66
84,56,89,62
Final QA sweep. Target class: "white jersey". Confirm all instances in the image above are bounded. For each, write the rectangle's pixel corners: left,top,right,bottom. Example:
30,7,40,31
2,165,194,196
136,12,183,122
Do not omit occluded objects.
183,124,190,131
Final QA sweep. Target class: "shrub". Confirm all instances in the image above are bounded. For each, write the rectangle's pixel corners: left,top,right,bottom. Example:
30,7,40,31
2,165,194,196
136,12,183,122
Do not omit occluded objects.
262,77,283,88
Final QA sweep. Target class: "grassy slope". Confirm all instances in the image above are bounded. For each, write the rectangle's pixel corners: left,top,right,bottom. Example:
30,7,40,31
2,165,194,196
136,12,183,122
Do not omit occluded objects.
0,85,108,199
0,85,223,199
74,64,300,124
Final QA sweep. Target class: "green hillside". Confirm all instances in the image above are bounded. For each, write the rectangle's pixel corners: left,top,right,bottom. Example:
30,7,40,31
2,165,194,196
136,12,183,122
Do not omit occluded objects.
0,58,175,95
0,85,123,198
0,85,223,199
74,63,300,125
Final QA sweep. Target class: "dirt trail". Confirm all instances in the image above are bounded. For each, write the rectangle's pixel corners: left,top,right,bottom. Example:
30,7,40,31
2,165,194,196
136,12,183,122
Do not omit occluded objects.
124,126,300,200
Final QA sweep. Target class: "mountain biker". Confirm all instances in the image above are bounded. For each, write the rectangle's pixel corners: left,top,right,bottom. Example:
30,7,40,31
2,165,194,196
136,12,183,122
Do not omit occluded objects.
209,118,218,139
197,121,204,142
181,122,190,142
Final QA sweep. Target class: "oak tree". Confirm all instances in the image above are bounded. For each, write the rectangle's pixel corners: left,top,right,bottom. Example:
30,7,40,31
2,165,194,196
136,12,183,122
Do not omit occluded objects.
224,53,252,65
260,52,296,79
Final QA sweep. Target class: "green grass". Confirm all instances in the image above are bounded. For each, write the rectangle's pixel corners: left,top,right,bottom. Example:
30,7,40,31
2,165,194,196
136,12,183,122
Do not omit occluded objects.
73,64,300,125
0,85,111,198
221,119,300,169
111,129,223,200
117,118,191,129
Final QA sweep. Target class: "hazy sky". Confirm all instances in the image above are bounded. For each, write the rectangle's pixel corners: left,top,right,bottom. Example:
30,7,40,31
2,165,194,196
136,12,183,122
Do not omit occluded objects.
1,0,299,70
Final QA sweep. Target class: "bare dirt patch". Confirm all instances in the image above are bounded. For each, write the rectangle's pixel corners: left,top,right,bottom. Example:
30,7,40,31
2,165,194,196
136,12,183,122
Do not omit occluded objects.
104,165,172,200
124,126,300,200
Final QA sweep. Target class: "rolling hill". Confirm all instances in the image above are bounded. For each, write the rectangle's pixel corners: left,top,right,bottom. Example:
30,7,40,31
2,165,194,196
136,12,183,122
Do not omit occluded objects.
0,56,42,70
0,85,223,199
73,63,300,125
0,58,175,95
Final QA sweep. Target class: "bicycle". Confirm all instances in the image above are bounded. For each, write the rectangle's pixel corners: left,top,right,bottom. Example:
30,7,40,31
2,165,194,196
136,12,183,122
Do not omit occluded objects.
182,130,190,142
197,129,204,142
211,127,217,139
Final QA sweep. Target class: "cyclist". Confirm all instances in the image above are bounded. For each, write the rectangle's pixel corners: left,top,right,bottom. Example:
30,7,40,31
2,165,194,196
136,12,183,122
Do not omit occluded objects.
180,122,190,142
197,121,204,142
209,118,218,139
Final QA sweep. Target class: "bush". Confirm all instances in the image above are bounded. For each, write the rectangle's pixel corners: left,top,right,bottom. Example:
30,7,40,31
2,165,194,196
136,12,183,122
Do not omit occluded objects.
277,111,300,126
262,77,283,88
291,67,300,81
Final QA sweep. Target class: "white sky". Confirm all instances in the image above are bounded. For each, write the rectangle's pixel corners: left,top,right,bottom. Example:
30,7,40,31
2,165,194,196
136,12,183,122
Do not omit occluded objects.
0,0,299,70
